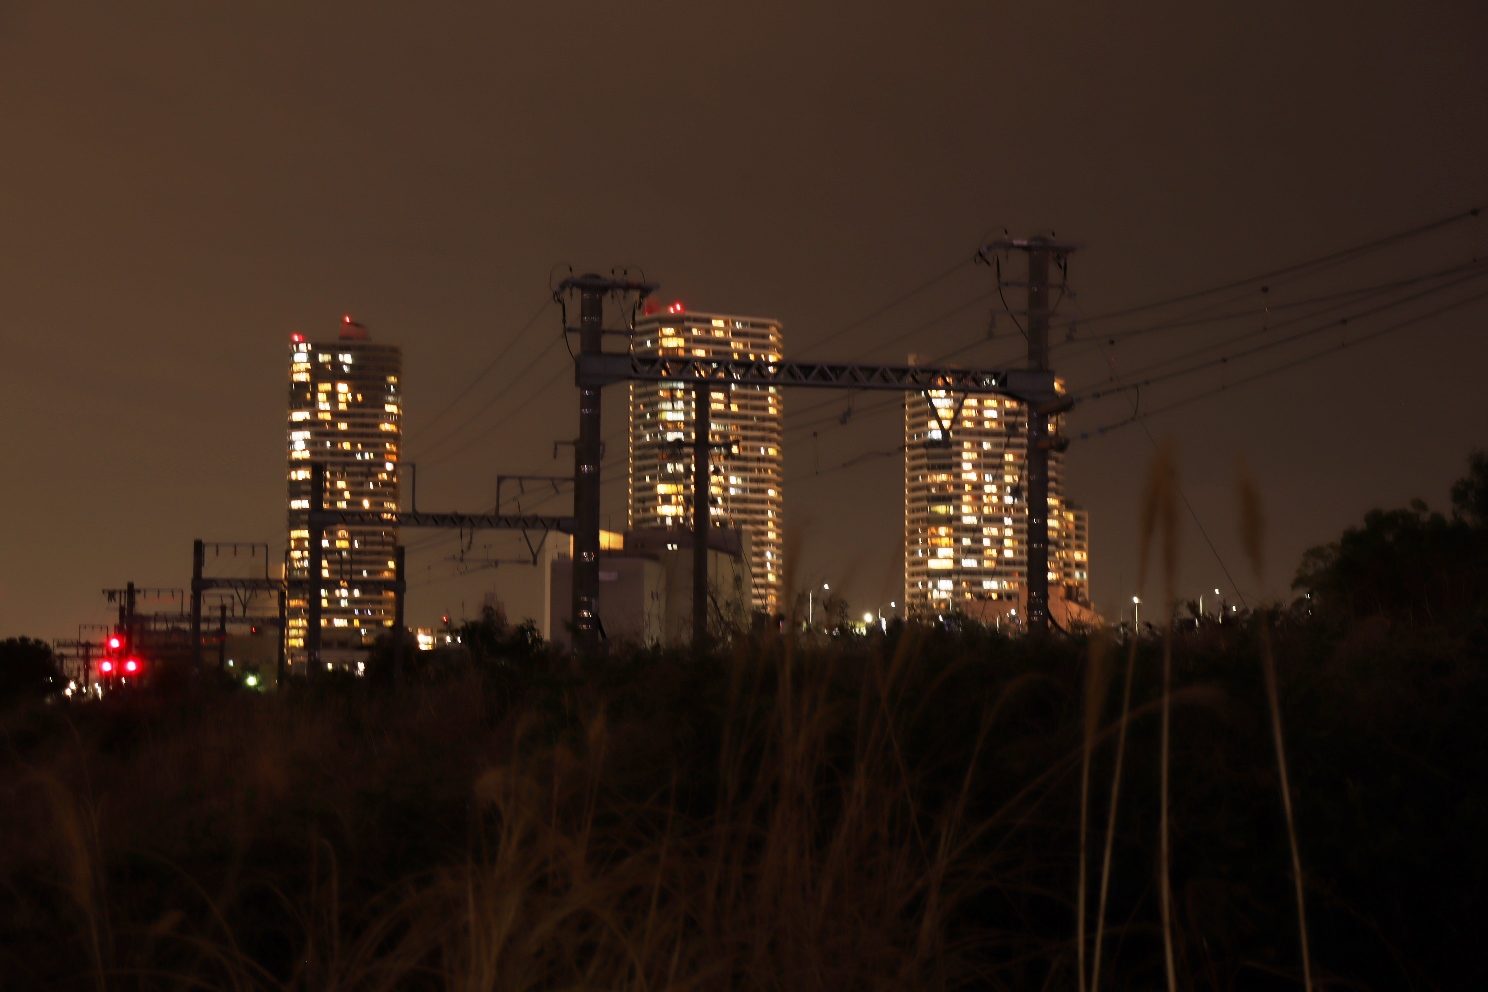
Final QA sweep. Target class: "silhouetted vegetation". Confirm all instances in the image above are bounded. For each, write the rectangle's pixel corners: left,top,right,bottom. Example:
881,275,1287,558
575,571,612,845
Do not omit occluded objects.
0,614,1482,990
1294,449,1488,627
3,456,1487,989
0,636,63,703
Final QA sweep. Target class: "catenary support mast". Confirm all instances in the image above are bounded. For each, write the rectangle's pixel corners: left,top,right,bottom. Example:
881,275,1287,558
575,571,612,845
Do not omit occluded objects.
1026,245,1052,634
980,235,1080,635
572,281,605,651
555,274,658,652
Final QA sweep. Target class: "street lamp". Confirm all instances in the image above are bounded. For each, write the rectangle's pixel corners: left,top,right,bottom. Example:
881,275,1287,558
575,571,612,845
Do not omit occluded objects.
808,582,831,628
1133,595,1141,628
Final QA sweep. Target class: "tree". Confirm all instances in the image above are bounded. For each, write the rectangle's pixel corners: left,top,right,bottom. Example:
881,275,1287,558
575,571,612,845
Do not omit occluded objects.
0,637,63,701
1293,451,1488,626
459,606,544,667
1450,448,1488,528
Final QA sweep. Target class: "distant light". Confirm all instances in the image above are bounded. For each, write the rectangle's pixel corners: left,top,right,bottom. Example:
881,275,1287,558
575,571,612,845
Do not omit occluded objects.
863,612,874,623
291,333,305,343
343,315,353,323
1132,596,1140,604
667,301,684,313
124,659,138,673
245,674,259,688
822,583,830,591
890,602,896,608
100,660,113,673
107,636,121,650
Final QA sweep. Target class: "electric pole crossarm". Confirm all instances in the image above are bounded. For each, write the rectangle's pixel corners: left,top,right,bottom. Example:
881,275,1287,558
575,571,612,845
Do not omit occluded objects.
979,236,1085,258
307,510,573,533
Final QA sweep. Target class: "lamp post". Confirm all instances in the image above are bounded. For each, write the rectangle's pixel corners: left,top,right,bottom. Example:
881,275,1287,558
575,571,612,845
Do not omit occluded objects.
1133,595,1141,630
808,581,830,629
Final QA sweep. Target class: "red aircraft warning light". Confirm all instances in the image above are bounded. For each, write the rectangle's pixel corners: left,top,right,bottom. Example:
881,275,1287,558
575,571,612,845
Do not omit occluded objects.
124,659,139,674
666,301,685,314
291,332,305,343
100,660,114,674
107,636,122,651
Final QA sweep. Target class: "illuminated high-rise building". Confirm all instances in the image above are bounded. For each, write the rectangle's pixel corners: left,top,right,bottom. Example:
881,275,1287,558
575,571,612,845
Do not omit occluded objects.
903,385,1088,617
285,318,402,669
629,305,784,614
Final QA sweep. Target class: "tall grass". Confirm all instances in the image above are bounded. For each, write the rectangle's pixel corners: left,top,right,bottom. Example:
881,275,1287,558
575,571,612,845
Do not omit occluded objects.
1,637,1084,991
1239,461,1314,992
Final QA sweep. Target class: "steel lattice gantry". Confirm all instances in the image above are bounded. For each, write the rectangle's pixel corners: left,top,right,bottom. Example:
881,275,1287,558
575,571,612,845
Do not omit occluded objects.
568,347,1068,647
577,353,1062,401
297,461,575,671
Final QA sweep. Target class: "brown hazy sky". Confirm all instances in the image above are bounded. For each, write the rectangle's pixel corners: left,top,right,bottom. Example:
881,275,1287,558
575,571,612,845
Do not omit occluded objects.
3,1,1486,639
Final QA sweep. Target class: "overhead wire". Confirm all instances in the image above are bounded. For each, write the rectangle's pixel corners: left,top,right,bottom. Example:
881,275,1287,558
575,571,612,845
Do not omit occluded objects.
415,333,567,466
1074,264,1488,403
1075,283,1488,440
798,256,973,359
1049,258,1488,373
1053,205,1482,331
404,298,552,445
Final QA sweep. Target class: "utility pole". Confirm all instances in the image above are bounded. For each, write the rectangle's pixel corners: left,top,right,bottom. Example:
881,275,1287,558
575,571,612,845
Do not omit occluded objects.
1026,245,1052,635
572,279,605,652
125,582,137,658
393,544,406,687
980,235,1080,636
217,603,228,670
692,381,712,649
308,462,325,672
559,273,658,652
190,540,204,674
276,584,287,687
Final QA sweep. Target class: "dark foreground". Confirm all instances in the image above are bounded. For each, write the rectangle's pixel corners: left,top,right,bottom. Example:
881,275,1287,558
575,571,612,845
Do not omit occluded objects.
1,619,1484,991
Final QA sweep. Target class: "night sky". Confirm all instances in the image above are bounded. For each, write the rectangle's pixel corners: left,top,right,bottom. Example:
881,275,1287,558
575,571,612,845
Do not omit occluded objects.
3,2,1486,640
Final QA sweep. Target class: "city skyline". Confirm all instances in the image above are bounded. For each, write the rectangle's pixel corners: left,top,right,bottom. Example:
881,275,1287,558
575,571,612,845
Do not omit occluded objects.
3,4,1486,641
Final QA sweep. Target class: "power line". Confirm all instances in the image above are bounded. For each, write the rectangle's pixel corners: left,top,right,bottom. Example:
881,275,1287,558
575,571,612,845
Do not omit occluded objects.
1050,261,1483,364
798,256,973,358
1076,265,1488,402
1075,283,1488,440
420,356,570,469
404,298,552,445
414,333,566,464
1080,309,1250,609
1059,205,1482,330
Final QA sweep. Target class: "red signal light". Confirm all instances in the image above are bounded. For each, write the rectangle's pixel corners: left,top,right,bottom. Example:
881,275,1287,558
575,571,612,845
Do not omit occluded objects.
100,660,114,674
291,332,305,343
667,301,684,314
124,659,139,673
107,636,121,651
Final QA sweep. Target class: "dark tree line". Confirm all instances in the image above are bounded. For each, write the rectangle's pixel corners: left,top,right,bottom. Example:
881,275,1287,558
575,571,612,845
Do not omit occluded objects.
1293,449,1488,628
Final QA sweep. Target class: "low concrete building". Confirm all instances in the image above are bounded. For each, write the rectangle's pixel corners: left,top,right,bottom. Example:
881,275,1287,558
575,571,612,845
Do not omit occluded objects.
545,527,753,649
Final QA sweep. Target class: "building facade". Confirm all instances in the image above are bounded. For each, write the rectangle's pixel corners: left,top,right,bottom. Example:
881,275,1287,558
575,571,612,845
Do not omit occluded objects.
629,305,784,614
285,319,402,669
903,386,1089,617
